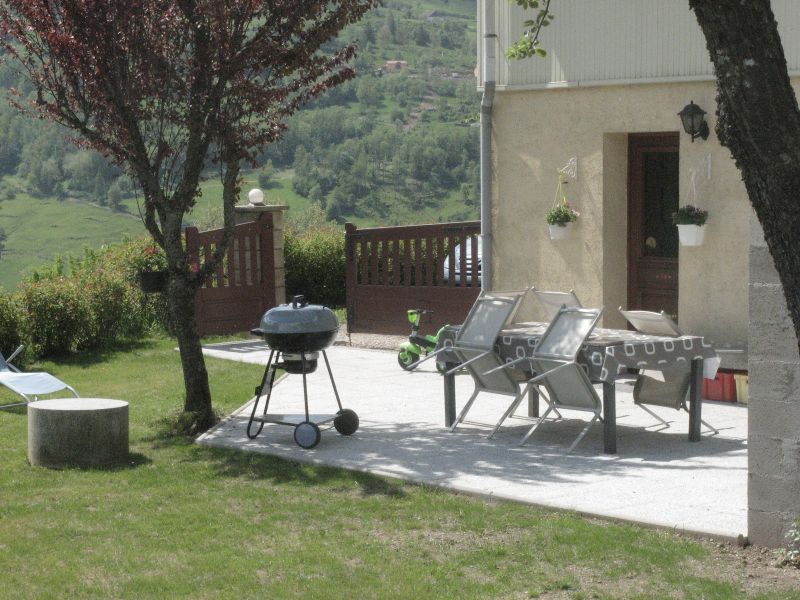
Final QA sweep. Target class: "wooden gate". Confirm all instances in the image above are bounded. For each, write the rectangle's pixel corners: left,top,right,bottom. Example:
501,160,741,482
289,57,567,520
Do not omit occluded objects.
185,211,277,336
345,221,481,335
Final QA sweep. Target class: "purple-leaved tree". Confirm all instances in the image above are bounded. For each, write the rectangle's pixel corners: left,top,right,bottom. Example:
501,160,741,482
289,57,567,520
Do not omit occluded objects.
0,0,377,433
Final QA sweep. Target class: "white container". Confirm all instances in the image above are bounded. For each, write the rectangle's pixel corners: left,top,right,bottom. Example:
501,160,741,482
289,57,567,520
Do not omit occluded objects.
677,224,705,246
548,224,572,240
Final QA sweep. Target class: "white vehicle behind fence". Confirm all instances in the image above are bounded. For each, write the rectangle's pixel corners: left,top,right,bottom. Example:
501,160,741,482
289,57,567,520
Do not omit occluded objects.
443,238,482,285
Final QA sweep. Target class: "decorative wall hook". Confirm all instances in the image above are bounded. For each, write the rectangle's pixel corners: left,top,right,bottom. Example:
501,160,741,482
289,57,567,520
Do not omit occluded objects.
558,157,578,181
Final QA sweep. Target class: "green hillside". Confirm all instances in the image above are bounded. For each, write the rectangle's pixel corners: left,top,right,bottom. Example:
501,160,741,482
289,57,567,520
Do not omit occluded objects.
0,0,480,289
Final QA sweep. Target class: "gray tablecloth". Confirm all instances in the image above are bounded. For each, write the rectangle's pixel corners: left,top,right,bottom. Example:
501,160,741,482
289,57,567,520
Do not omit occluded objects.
437,322,718,382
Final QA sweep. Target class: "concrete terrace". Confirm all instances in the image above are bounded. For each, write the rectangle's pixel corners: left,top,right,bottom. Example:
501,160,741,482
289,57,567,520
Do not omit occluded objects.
198,342,748,541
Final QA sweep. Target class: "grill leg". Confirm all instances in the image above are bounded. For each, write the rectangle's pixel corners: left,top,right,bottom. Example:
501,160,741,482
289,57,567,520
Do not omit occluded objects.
322,350,344,411
301,351,310,422
247,349,276,439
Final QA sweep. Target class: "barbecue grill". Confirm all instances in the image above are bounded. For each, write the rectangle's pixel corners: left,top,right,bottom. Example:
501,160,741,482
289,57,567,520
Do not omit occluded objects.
246,295,359,448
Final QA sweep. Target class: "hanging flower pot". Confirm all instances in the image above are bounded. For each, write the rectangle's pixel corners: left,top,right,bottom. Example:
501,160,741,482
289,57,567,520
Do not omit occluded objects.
548,223,572,240
138,270,168,293
672,205,709,247
545,171,579,241
677,224,705,246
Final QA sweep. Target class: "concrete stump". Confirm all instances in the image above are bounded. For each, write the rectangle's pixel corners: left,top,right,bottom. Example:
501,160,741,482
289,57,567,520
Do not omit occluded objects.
28,398,129,468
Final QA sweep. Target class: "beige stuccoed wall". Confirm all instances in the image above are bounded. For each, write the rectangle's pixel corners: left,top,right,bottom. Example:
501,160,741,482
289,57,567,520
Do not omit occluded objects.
491,80,751,349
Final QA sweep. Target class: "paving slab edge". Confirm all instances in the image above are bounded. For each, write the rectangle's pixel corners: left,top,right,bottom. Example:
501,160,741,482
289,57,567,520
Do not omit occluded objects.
196,416,746,545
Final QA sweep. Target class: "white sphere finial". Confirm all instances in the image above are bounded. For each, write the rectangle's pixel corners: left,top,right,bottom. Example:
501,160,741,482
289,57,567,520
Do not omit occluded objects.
248,188,265,206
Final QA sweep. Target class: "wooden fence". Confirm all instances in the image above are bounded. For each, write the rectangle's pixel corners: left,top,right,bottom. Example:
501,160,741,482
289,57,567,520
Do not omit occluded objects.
185,211,277,336
345,221,481,335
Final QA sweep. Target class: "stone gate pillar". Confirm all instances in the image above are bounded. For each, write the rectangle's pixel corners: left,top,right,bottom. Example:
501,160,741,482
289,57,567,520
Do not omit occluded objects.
235,191,288,307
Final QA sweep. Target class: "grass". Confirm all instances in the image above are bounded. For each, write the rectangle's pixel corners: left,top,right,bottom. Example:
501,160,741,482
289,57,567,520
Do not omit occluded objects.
0,169,311,291
0,338,798,599
0,179,144,290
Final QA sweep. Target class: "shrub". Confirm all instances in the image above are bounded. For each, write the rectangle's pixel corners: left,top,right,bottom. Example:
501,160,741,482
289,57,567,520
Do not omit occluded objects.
0,293,30,367
784,520,800,568
21,238,174,357
20,277,93,356
76,268,147,349
284,225,346,308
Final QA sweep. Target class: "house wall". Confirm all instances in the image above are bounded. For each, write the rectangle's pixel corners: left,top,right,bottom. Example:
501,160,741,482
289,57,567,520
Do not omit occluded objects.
490,79,750,348
480,0,800,89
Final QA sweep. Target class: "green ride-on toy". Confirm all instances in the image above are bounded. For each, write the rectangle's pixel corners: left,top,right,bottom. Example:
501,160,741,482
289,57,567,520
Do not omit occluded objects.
397,309,448,372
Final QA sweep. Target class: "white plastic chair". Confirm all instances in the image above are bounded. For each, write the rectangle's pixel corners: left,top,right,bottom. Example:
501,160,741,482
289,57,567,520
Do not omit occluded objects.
0,346,79,409
434,289,530,432
533,288,582,321
619,308,717,434
490,306,604,452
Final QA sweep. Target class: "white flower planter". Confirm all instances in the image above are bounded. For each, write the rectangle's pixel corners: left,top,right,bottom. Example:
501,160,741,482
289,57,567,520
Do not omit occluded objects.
677,224,705,246
548,224,572,240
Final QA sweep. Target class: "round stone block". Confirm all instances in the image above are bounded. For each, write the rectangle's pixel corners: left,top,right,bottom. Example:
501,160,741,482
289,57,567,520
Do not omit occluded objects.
28,398,129,468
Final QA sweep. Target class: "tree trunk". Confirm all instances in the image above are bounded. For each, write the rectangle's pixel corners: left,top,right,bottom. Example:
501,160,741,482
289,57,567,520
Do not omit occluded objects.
167,271,215,433
690,0,800,357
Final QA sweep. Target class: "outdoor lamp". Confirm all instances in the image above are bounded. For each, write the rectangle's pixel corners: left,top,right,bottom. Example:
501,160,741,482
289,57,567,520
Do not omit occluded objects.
248,188,265,206
678,101,710,142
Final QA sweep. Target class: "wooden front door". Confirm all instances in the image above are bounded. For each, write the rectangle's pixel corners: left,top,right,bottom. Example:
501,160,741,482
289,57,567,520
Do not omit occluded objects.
627,133,680,319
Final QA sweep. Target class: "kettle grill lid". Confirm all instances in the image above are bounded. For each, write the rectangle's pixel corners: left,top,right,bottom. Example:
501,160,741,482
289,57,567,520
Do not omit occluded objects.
258,295,339,335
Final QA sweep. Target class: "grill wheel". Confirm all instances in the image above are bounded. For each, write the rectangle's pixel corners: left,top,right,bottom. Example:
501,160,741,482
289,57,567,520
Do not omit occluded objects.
293,421,321,449
334,409,359,436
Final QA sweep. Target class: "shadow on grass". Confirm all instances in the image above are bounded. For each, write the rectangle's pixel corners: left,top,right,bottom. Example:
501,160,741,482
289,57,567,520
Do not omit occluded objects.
196,444,407,498
146,419,406,497
33,452,153,472
144,409,407,498
37,338,159,369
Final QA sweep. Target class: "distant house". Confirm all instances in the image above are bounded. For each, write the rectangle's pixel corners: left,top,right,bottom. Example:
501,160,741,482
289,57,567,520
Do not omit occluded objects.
382,60,408,72
423,10,444,21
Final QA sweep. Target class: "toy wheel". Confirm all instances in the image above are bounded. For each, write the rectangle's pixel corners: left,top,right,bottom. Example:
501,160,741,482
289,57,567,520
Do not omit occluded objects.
293,421,321,449
397,351,420,371
334,409,359,436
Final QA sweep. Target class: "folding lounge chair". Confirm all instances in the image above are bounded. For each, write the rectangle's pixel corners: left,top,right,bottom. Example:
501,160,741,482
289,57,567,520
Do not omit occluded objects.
490,306,604,452
421,289,529,432
619,308,717,434
532,288,582,321
0,346,79,409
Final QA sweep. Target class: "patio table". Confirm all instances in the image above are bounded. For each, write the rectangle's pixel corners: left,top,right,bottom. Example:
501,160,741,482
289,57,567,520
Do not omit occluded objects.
436,322,718,453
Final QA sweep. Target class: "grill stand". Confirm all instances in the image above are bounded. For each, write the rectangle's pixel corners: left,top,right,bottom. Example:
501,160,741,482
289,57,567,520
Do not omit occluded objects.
246,349,359,449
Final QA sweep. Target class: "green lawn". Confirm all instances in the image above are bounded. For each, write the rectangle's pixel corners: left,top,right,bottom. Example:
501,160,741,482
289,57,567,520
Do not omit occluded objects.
0,338,797,599
0,183,145,290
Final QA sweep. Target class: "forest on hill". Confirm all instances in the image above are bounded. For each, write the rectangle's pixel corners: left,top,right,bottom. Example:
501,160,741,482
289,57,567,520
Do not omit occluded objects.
0,0,480,286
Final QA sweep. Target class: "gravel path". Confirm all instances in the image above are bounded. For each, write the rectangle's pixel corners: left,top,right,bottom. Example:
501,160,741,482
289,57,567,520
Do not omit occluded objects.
334,329,406,351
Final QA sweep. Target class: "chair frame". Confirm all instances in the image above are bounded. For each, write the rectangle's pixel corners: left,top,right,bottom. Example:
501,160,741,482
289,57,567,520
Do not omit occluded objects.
407,288,529,372
0,345,79,409
489,306,604,452
410,289,529,431
618,307,717,434
533,287,582,321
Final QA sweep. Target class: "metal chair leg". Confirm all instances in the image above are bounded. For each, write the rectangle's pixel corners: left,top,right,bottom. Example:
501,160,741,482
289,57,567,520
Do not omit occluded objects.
638,404,671,428
449,389,480,432
518,406,554,446
488,390,527,439
567,414,600,453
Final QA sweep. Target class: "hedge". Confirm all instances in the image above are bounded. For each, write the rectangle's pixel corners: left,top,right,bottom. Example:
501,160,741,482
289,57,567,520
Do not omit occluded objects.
284,225,346,308
0,225,347,361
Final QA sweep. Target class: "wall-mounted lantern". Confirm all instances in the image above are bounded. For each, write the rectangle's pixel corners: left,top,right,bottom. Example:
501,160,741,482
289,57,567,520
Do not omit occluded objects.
678,101,710,142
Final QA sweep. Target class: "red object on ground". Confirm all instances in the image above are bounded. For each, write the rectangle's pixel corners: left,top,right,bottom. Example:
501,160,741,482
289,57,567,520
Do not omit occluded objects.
703,371,737,402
